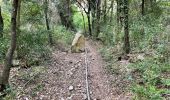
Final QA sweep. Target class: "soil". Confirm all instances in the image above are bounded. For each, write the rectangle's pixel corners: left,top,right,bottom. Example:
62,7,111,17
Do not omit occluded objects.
7,39,132,100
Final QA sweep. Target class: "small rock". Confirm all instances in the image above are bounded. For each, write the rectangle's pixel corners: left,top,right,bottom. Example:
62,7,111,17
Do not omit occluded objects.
77,84,81,87
90,91,93,95
69,86,74,91
77,63,81,67
69,61,73,64
24,97,29,100
94,98,100,100
83,94,87,100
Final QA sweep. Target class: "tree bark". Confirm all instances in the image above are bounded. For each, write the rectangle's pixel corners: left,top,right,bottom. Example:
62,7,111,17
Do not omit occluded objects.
91,0,96,30
16,0,22,59
0,6,4,38
44,0,53,45
57,0,75,30
103,0,107,23
116,0,121,43
0,0,18,91
110,0,114,22
95,0,101,37
124,0,130,54
17,0,21,29
141,0,144,15
87,0,92,36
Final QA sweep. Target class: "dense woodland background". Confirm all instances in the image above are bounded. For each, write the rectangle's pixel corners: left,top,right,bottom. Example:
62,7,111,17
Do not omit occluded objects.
0,0,170,99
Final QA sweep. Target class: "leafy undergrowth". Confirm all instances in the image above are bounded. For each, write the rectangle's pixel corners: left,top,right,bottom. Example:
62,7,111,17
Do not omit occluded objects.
100,45,170,100
130,59,170,100
1,66,47,100
0,26,75,99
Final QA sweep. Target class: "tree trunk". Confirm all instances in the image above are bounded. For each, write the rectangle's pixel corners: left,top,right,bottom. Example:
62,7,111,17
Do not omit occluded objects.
0,6,4,38
87,0,92,36
115,0,121,43
91,0,96,30
110,0,114,22
0,0,18,91
95,0,101,37
87,13,92,36
103,0,107,23
124,0,130,54
44,0,53,45
141,0,144,15
16,0,22,59
17,0,21,29
57,0,75,30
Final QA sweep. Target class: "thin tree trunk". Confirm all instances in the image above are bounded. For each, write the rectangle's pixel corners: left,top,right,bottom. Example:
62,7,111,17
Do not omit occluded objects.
142,0,144,15
91,0,96,30
44,0,53,45
17,0,21,29
124,0,130,54
116,0,120,43
0,0,18,91
57,0,75,30
110,0,114,22
87,13,92,36
87,0,92,36
16,0,22,59
96,0,101,37
103,0,107,23
0,6,4,38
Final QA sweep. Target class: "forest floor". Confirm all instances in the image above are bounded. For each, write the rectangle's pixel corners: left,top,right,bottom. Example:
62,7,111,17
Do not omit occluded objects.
8,39,133,100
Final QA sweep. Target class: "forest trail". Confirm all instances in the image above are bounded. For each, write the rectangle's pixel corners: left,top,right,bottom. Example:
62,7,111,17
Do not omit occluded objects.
36,39,132,100
9,39,131,100
39,39,115,100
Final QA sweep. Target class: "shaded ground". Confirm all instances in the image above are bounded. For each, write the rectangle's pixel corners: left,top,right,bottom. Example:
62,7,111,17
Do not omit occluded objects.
7,39,132,100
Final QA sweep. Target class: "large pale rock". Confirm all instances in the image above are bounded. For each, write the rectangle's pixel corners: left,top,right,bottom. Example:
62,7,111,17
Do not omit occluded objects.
71,31,85,53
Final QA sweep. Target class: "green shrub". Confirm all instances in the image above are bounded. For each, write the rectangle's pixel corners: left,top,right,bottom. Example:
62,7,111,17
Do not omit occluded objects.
53,26,74,46
72,6,88,30
132,84,168,100
0,36,10,62
17,29,51,65
130,58,170,100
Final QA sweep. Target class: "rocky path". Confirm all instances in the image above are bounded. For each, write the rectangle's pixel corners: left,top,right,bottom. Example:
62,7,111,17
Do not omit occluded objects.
36,39,115,100
9,39,132,100
86,40,114,100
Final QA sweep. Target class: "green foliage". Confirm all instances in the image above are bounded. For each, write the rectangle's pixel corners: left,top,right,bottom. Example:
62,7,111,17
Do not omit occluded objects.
130,58,170,100
100,24,115,45
22,1,43,25
100,47,113,62
130,15,164,51
0,35,9,62
1,86,16,100
17,29,51,64
53,26,74,46
2,11,10,30
73,12,88,30
132,84,168,100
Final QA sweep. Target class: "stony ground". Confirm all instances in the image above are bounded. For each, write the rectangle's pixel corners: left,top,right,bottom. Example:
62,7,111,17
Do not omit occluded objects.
8,39,132,100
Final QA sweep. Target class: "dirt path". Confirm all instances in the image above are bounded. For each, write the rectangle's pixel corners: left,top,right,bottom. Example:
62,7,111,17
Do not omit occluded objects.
85,40,114,100
9,39,132,100
37,39,115,100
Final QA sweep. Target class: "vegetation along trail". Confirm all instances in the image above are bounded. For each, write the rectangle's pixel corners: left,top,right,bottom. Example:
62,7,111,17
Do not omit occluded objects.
1,0,169,100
